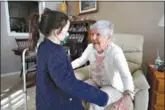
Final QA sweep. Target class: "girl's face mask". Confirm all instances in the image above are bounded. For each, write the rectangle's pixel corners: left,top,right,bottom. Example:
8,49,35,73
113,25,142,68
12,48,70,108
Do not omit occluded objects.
56,20,70,45
60,32,69,45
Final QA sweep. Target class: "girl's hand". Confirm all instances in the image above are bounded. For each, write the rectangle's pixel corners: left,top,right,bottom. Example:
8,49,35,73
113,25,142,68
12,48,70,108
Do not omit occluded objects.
111,91,132,110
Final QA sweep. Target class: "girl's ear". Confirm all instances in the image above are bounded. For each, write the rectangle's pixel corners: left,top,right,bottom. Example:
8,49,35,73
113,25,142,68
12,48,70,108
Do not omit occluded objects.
54,29,60,36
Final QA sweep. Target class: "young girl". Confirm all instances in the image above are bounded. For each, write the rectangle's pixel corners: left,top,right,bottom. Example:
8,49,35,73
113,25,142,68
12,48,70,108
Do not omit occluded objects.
29,8,109,110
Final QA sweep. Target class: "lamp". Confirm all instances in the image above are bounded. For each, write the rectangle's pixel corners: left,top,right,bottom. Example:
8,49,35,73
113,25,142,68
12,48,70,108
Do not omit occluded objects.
158,15,164,27
59,1,67,14
155,15,164,70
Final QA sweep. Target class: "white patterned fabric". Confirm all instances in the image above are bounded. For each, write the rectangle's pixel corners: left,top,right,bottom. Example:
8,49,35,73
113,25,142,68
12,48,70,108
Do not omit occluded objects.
90,50,110,87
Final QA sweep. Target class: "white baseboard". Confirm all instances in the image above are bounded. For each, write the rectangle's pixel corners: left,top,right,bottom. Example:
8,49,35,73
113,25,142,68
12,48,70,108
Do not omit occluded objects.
1,71,21,77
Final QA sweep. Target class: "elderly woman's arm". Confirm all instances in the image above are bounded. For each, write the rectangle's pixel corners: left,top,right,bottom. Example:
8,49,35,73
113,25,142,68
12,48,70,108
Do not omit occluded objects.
113,49,134,99
112,48,134,109
71,44,92,69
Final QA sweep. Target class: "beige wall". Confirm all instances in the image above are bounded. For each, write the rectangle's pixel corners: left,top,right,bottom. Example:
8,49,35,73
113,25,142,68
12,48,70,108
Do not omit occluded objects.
68,1,164,64
1,2,61,74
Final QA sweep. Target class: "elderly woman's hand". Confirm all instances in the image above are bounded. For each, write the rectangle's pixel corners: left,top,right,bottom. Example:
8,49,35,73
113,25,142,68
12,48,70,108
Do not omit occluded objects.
111,90,132,110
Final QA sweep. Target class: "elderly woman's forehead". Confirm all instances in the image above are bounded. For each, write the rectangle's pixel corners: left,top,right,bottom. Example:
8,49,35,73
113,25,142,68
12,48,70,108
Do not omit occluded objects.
91,28,100,33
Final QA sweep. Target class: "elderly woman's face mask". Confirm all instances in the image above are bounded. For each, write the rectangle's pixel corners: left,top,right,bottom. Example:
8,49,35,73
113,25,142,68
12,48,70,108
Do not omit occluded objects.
91,28,110,54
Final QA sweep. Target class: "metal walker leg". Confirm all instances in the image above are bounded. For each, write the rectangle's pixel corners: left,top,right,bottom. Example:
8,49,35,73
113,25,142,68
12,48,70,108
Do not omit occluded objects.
22,48,29,110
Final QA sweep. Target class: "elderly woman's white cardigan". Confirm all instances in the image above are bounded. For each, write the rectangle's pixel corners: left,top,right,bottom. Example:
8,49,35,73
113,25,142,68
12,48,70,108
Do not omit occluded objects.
71,42,134,97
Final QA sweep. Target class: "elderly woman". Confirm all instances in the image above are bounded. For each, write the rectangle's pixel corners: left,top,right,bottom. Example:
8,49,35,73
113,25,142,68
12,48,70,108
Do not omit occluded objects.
71,20,134,110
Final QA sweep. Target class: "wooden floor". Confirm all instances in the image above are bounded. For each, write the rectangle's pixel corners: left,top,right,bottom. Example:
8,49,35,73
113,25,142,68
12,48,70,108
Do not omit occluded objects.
1,72,36,110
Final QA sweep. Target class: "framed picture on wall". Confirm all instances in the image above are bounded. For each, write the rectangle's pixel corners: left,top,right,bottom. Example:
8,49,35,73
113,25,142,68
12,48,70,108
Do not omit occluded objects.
78,0,98,15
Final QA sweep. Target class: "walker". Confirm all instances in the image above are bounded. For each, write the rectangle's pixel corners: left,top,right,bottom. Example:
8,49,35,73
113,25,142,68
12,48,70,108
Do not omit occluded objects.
22,46,38,110
22,48,29,110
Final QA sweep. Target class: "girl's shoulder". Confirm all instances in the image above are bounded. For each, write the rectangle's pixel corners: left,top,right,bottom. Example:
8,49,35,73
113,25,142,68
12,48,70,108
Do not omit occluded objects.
38,39,65,57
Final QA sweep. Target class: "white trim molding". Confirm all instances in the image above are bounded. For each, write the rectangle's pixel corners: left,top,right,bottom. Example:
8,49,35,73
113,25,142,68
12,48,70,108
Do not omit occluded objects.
158,15,164,27
4,1,45,38
1,71,21,77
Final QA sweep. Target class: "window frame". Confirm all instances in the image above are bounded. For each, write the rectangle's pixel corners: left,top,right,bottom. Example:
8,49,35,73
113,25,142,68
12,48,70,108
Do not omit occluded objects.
4,1,45,38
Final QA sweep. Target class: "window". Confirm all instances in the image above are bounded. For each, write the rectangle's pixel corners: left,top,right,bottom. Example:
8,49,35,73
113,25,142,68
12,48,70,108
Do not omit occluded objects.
4,1,45,38
9,1,38,33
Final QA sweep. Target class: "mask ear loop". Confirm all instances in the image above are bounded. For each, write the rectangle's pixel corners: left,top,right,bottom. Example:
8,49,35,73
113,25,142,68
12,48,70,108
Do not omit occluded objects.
53,28,62,43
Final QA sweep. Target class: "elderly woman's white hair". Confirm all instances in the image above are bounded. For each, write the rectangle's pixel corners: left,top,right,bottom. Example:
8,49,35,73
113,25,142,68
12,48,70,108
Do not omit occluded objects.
90,20,114,38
